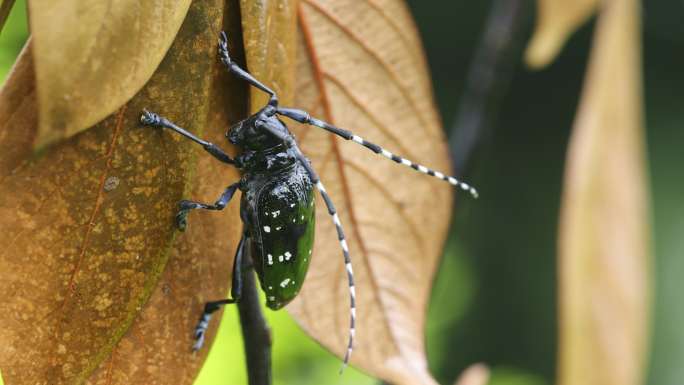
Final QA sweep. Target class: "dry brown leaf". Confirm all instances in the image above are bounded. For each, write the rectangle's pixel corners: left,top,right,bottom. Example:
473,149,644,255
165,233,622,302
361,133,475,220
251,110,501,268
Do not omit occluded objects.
240,0,298,108
525,0,599,69
453,363,490,385
85,2,249,384
0,1,237,383
283,1,452,384
27,0,192,149
0,40,35,175
557,0,650,385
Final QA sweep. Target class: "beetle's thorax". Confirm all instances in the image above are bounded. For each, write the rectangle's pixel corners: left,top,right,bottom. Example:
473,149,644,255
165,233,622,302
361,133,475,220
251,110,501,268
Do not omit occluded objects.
236,143,297,175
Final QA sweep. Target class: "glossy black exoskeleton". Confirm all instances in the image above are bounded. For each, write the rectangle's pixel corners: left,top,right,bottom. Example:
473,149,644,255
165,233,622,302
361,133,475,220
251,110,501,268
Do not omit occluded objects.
140,31,477,368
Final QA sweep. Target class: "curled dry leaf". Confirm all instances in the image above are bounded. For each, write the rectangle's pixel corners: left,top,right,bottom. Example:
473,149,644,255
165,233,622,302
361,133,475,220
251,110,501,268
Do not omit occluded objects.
85,2,249,384
27,0,192,149
0,1,239,382
453,363,490,385
525,0,599,69
240,0,298,108
0,40,36,174
271,1,450,384
557,1,650,385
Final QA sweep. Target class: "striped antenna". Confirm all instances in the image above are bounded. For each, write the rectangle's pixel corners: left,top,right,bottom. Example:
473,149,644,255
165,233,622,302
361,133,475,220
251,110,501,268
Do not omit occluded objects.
277,108,478,198
315,180,356,372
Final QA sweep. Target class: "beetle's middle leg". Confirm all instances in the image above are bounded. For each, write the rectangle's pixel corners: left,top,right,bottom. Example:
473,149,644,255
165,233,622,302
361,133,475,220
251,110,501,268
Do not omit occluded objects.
192,233,247,351
175,182,239,231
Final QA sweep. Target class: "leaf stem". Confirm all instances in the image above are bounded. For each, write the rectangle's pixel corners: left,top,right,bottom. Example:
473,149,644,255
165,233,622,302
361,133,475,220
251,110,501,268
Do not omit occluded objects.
237,259,272,385
448,0,529,175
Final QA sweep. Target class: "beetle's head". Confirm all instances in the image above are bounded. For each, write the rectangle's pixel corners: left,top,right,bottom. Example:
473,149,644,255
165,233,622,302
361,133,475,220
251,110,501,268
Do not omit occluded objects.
227,106,283,150
226,119,248,145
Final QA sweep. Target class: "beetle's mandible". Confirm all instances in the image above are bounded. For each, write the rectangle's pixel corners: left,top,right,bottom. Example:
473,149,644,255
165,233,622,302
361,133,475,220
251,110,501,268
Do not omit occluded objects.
140,31,477,369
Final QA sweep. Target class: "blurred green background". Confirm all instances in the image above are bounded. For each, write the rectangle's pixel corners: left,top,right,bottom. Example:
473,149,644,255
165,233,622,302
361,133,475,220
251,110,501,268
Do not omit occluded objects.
1,1,682,384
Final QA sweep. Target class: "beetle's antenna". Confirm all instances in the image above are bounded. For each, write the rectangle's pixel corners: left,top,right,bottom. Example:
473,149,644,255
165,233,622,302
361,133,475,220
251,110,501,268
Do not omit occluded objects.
258,120,357,370
285,143,357,371
314,180,356,372
277,108,478,198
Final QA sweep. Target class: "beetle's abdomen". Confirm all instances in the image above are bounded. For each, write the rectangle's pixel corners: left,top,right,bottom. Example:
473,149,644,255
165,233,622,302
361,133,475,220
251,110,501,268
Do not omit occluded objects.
249,164,315,310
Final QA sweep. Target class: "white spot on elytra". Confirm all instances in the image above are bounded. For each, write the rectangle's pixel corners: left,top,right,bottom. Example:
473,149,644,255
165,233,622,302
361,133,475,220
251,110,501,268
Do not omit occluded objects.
272,210,280,218
263,226,271,233
278,255,284,262
276,226,282,231
290,203,296,208
280,278,291,288
284,251,292,260
301,215,305,220
268,286,273,290
268,296,275,301
267,254,273,265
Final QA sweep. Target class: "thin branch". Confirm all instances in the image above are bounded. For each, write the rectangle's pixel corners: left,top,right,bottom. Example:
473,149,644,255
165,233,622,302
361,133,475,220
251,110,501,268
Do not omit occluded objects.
237,255,272,385
449,0,529,175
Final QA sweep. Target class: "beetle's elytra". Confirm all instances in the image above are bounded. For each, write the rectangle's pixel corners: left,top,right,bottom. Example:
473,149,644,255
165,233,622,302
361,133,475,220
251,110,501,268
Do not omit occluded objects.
140,31,476,368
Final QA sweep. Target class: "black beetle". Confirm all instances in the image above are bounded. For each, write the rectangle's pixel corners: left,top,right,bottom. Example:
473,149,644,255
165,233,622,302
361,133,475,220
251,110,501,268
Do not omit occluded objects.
140,31,477,368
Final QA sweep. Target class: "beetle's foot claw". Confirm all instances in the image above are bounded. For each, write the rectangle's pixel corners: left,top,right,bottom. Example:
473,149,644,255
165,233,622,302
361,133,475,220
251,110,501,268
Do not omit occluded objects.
219,31,228,46
218,31,231,65
140,109,161,126
192,330,205,352
175,210,189,231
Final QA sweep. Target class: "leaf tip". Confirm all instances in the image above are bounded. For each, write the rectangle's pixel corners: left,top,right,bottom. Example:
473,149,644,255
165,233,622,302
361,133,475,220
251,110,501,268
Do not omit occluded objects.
453,363,490,385
524,26,565,70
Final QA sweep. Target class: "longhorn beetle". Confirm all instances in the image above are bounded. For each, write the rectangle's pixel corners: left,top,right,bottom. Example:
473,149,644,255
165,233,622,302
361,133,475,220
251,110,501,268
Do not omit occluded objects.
140,31,477,369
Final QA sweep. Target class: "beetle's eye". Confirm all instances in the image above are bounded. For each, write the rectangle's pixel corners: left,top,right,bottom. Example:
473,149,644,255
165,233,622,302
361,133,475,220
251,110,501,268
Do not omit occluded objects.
227,121,243,135
227,121,244,144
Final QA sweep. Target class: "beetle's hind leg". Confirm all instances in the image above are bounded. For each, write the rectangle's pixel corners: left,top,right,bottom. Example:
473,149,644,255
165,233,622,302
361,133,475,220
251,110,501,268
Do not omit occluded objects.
176,183,239,231
192,233,247,351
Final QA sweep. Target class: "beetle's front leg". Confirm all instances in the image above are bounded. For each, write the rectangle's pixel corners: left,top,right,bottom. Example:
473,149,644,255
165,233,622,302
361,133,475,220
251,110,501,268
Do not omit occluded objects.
140,110,235,165
175,183,239,231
